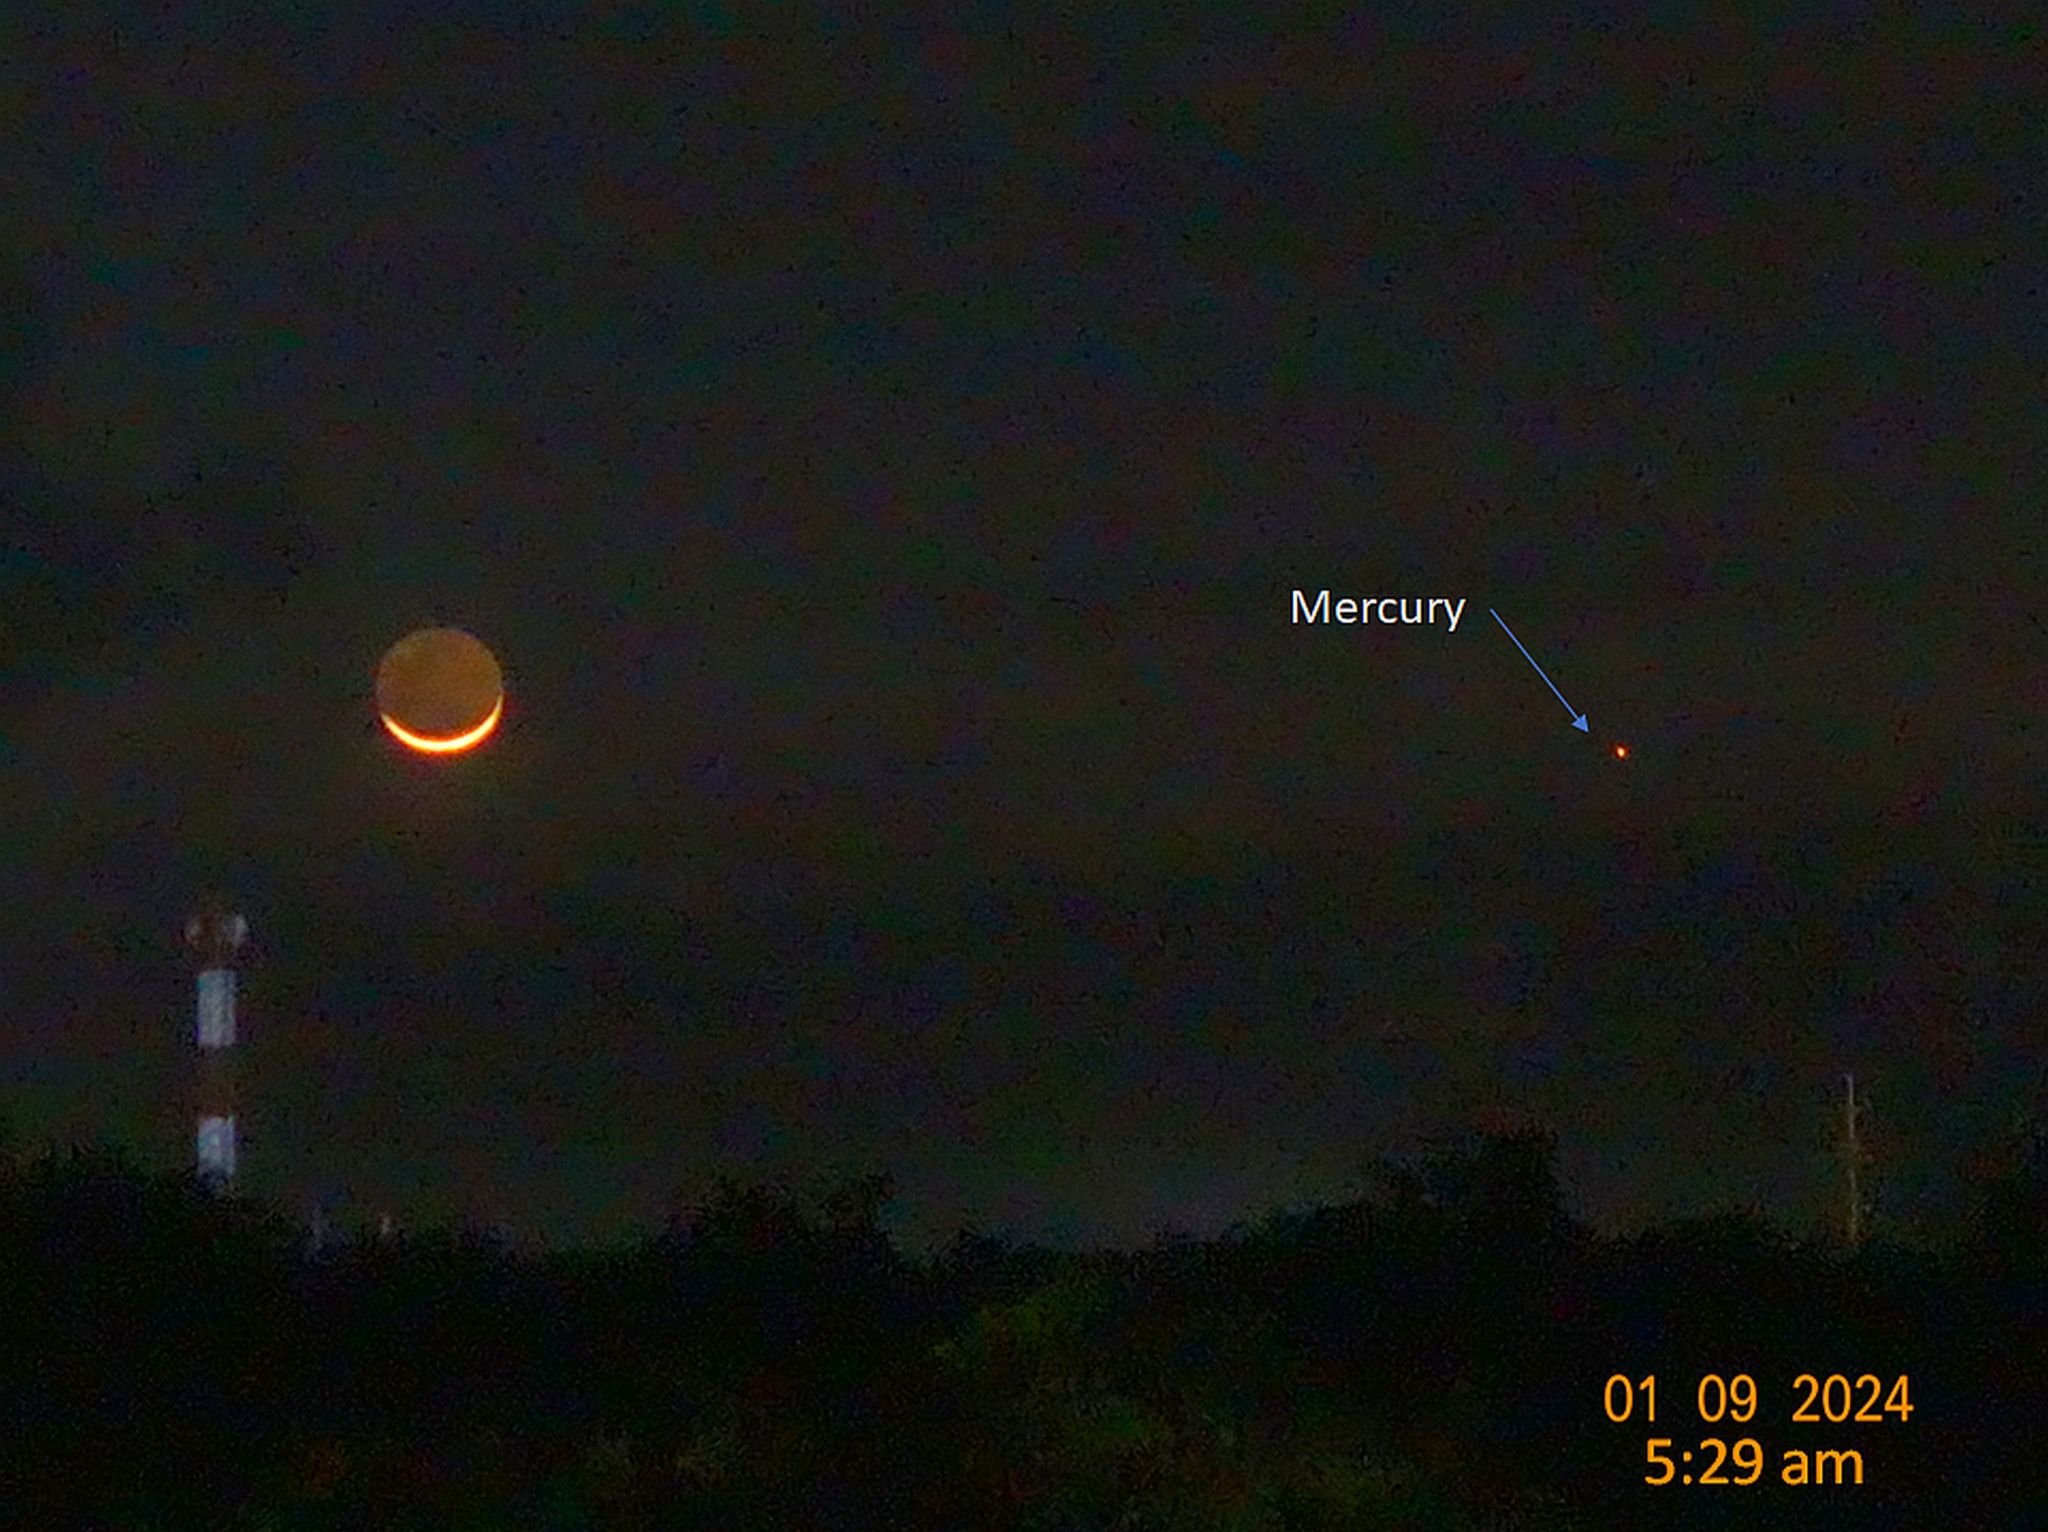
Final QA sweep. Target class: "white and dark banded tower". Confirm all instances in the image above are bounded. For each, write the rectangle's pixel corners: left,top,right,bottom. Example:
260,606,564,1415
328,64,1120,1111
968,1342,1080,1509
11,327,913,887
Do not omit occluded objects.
185,907,248,1189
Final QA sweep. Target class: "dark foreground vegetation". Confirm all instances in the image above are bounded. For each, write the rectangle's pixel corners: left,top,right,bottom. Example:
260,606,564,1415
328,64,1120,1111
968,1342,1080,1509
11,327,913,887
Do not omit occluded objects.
2,1127,2043,1529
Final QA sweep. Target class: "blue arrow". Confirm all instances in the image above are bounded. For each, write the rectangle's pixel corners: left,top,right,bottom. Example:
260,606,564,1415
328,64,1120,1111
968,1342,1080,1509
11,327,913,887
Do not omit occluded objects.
1490,609,1588,732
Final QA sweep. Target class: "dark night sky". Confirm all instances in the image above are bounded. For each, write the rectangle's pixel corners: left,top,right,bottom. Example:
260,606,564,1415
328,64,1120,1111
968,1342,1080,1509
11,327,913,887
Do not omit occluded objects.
0,9,2039,1249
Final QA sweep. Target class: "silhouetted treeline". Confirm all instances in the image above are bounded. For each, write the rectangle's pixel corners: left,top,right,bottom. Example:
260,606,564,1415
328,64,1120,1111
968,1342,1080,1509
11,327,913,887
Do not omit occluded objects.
1,1126,2042,1528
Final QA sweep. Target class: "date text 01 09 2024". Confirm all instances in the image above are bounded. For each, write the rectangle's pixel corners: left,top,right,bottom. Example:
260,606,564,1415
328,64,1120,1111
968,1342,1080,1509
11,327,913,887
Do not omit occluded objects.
1605,1373,1911,1488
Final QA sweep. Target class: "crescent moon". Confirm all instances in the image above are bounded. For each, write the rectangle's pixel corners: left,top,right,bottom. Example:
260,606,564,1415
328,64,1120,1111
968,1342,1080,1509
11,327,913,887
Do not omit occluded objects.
380,694,503,754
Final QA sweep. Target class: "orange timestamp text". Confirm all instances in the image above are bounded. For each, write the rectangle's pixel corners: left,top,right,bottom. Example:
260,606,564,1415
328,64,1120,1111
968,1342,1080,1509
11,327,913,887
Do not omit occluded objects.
1604,1372,1911,1488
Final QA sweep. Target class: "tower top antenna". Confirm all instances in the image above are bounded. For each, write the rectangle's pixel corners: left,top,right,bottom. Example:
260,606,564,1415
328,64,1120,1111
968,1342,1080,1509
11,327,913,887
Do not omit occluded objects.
185,909,247,967
1841,1073,1867,1250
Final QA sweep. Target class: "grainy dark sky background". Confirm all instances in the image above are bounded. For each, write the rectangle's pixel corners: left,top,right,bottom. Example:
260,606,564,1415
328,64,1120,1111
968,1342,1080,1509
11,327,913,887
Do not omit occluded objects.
0,8,2039,1249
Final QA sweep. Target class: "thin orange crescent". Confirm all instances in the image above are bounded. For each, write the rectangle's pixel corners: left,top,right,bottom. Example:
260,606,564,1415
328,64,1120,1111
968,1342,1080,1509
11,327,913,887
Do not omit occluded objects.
380,694,503,754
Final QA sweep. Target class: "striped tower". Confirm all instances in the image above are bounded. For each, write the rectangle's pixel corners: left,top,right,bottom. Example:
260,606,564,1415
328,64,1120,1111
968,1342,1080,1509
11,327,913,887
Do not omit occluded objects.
186,908,247,1189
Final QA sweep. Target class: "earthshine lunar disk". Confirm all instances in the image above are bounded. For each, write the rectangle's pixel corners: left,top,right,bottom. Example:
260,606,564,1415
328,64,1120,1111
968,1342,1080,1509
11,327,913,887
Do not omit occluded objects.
375,626,504,755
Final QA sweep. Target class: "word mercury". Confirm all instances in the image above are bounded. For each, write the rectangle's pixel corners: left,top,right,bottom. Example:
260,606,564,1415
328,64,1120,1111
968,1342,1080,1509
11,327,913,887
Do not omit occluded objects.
1291,590,1468,630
